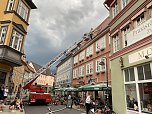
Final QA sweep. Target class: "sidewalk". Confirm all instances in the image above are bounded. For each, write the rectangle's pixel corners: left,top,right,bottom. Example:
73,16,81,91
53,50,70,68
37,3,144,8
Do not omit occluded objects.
0,105,25,114
72,104,86,113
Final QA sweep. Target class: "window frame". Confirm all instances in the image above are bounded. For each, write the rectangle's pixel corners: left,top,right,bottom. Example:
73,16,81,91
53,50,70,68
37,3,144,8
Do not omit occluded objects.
124,62,152,113
121,25,130,47
86,61,93,75
95,36,106,52
17,0,30,22
0,26,8,44
6,0,15,11
86,44,93,57
9,29,24,51
113,33,120,53
112,1,118,17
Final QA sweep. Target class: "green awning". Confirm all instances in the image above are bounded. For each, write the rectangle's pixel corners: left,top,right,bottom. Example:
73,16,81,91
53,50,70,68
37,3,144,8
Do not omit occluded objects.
78,83,111,91
65,87,79,92
54,87,67,91
54,87,79,92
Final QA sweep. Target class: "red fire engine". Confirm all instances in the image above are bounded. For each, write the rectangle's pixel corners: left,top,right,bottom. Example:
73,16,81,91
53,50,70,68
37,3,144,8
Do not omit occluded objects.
22,43,77,104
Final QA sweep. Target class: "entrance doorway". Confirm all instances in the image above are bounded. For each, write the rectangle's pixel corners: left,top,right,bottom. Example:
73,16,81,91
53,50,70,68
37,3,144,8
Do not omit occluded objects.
0,71,7,86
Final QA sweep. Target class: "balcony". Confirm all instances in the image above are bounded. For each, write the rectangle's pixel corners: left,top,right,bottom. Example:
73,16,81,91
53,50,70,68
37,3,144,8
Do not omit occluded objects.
0,45,23,67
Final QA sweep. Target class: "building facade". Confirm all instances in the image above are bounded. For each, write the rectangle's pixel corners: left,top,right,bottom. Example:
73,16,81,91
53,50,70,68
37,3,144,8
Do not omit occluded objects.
104,0,152,114
56,54,74,88
72,17,111,88
0,0,36,91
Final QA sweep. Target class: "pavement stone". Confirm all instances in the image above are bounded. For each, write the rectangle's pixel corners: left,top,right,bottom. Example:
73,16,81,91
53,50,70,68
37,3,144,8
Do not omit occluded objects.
0,105,25,114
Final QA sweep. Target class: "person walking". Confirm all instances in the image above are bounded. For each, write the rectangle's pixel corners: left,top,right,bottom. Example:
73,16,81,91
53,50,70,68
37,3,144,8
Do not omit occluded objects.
85,92,92,114
3,86,8,105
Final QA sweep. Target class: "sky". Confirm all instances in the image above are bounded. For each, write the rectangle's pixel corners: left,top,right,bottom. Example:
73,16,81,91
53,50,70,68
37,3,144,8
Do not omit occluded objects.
25,0,108,68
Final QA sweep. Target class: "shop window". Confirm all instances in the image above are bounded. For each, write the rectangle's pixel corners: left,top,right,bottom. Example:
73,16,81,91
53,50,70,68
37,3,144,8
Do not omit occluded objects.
124,68,135,82
139,83,152,113
125,84,138,111
137,63,152,80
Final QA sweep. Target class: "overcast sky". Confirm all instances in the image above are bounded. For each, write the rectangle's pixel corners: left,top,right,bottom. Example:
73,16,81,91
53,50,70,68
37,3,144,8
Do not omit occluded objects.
25,0,108,68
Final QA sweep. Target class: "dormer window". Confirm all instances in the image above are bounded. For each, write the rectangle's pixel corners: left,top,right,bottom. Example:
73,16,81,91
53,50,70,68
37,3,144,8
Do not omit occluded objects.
6,0,14,11
112,2,118,17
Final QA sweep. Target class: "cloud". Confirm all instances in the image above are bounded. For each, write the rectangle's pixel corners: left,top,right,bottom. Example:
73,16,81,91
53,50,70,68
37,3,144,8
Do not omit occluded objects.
25,0,108,66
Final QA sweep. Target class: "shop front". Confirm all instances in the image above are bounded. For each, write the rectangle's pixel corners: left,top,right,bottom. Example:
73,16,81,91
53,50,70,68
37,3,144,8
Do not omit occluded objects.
111,43,152,114
124,44,152,114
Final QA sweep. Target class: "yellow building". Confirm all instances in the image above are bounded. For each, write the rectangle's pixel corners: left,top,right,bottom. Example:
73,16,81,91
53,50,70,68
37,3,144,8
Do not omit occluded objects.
0,0,36,91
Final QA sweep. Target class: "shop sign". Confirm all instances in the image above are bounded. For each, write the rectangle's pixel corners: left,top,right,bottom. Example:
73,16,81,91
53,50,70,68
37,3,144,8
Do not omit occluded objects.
126,18,152,46
129,46,152,63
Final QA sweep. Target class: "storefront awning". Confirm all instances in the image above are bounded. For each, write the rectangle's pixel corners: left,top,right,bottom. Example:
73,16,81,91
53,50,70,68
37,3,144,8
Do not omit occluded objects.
78,83,111,91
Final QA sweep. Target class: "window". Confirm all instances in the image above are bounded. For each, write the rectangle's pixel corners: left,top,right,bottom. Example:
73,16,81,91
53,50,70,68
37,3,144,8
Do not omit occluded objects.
0,26,8,44
113,34,120,53
86,45,93,57
96,59,101,73
139,82,152,113
86,62,93,75
17,0,29,21
124,68,135,82
137,63,152,80
112,2,118,17
122,25,130,47
73,69,78,79
6,0,14,11
96,36,106,52
124,63,152,113
99,58,106,73
125,84,138,111
122,0,129,8
9,29,24,51
135,13,145,27
79,65,84,77
79,50,85,61
74,55,78,64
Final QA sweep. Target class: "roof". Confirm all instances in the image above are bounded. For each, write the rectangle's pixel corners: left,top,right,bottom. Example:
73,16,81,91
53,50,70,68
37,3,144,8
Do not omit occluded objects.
93,16,111,36
25,0,37,9
30,62,52,76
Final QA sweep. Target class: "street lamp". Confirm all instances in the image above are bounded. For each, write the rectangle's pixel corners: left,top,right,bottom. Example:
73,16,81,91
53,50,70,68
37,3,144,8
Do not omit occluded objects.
99,57,109,106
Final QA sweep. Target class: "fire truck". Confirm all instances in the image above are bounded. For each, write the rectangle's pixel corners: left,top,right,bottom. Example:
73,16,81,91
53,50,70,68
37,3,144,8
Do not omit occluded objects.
22,43,77,104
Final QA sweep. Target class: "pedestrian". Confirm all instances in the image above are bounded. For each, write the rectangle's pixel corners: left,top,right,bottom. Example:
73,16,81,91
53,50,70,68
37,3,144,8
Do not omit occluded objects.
67,94,72,108
0,85,4,101
3,86,8,105
85,92,92,114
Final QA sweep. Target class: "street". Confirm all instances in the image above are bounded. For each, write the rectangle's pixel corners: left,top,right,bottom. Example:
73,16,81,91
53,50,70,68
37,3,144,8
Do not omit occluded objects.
24,104,85,114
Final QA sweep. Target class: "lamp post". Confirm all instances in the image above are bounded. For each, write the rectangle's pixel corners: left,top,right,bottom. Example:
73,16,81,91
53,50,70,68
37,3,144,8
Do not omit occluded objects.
99,57,109,106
